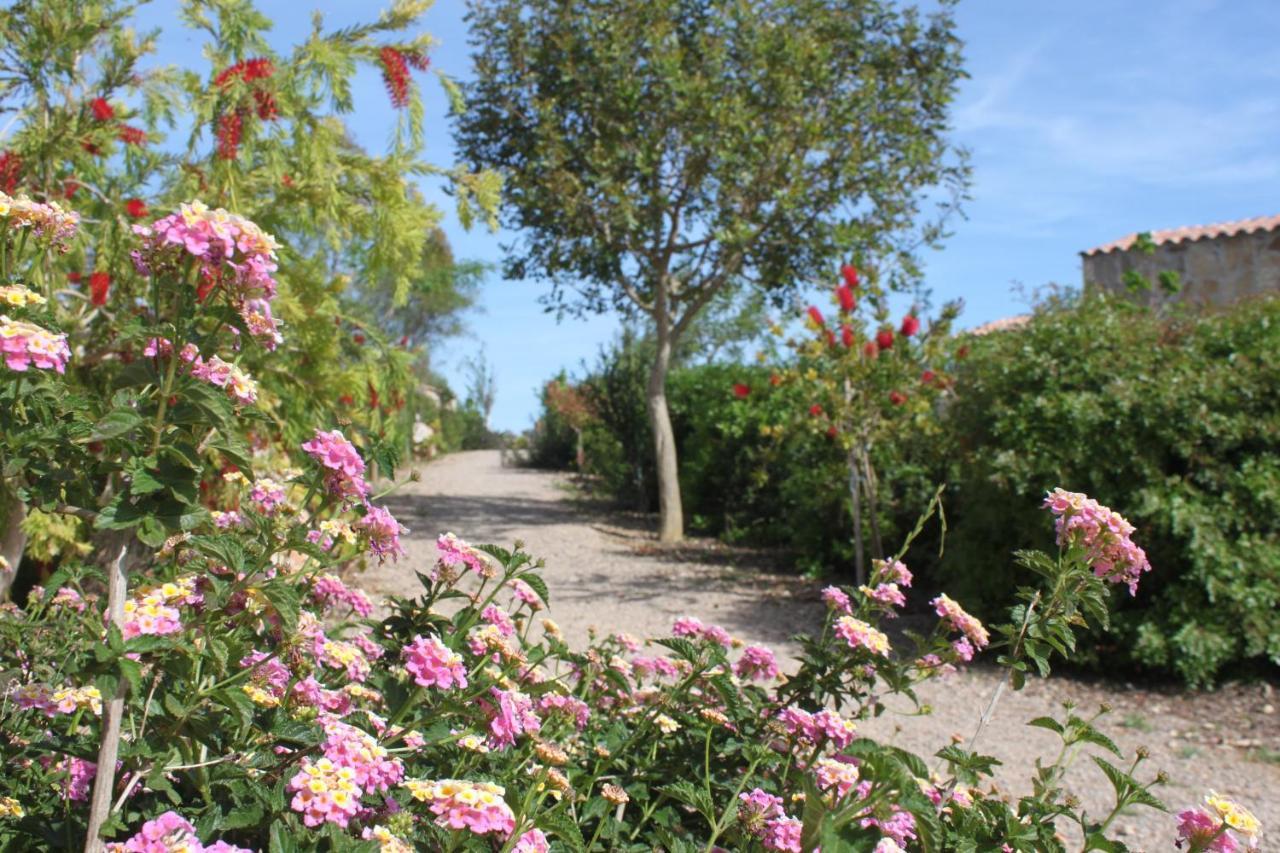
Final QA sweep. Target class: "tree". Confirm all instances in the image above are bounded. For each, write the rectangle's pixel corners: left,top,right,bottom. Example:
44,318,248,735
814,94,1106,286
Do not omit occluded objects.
457,0,969,541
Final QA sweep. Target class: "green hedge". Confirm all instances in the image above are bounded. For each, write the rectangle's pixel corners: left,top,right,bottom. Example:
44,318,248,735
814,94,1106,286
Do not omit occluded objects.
941,293,1280,685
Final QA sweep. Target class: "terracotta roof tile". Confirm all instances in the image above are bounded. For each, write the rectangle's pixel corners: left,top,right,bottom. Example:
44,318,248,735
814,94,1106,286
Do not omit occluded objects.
967,314,1030,336
1081,213,1280,256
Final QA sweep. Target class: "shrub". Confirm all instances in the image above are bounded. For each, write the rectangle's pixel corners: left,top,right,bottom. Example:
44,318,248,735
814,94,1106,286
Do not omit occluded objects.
940,292,1280,685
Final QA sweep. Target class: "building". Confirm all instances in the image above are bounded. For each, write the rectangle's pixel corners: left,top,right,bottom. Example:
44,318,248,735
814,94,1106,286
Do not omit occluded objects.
1081,214,1280,308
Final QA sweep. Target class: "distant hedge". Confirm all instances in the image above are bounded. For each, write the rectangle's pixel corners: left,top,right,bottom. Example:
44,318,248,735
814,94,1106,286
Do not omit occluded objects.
530,294,1280,684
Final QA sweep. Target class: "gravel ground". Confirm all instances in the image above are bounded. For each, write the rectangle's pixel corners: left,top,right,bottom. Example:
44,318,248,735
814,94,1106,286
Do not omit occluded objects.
364,450,1278,852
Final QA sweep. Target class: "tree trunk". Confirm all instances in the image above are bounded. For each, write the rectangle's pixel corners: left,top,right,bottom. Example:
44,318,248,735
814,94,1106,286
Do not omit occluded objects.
0,482,26,601
847,446,866,586
647,329,683,543
574,427,585,472
860,444,884,560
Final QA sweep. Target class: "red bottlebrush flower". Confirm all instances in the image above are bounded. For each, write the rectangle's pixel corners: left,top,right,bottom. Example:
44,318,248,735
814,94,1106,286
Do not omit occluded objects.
90,97,115,121
89,271,111,307
862,341,878,358
956,344,970,359
338,394,355,407
840,263,859,289
840,323,854,348
368,382,380,411
900,314,920,337
836,284,855,313
118,125,147,146
826,425,838,438
67,271,83,284
214,63,244,88
876,329,894,350
353,333,366,345
889,390,907,406
63,180,80,199
806,305,826,328
824,328,837,348
0,151,22,194
82,140,102,156
281,174,294,188
242,58,275,81
921,369,936,385
379,47,412,109
808,403,823,417
733,382,750,399
399,335,410,347
253,90,279,121
769,373,781,386
125,198,149,219
216,111,243,160
403,52,431,71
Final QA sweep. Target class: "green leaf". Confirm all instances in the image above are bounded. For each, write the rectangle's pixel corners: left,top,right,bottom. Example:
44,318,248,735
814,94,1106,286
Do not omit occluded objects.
1027,716,1065,735
517,571,550,606
91,409,144,440
537,806,586,853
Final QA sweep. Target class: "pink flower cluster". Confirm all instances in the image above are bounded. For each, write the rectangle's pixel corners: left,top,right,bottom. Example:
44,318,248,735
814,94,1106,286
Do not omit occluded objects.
536,694,591,729
239,650,291,707
105,811,250,852
485,687,541,749
436,532,493,577
672,616,732,647
860,582,907,612
404,779,516,837
511,578,542,609
1,192,80,249
1176,809,1241,853
288,757,361,827
738,788,784,836
402,634,468,690
357,504,406,562
319,716,404,793
1044,488,1152,594
777,705,857,748
861,809,918,848
631,655,681,680
762,816,803,852
822,585,852,613
310,573,374,617
42,755,95,801
189,351,258,405
123,577,202,639
249,478,287,514
131,201,283,349
873,558,913,587
734,645,780,681
814,756,860,800
302,429,370,502
931,594,990,650
835,615,891,657
0,316,71,373
512,828,550,852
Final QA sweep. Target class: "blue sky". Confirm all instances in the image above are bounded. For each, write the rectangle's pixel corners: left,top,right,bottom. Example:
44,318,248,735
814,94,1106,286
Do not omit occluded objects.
139,0,1280,431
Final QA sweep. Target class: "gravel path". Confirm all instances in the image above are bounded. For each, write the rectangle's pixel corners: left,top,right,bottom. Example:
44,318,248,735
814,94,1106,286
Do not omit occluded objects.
366,450,1278,852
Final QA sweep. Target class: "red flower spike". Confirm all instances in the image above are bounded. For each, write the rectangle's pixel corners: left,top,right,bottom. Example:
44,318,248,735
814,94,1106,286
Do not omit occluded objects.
216,111,243,160
900,315,920,337
809,404,823,417
339,394,354,407
836,284,855,314
807,305,826,328
63,181,80,199
90,97,115,121
369,383,380,411
920,369,936,385
862,341,878,358
89,272,111,307
732,383,750,399
379,47,412,109
840,324,854,348
827,425,839,438
876,329,894,350
399,335,410,347
253,90,279,121
125,198,149,219
118,125,147,146
769,373,781,386
353,333,365,345
840,263,859,289
889,390,907,406
67,272,82,283
956,345,970,359
403,52,432,71
0,151,22,194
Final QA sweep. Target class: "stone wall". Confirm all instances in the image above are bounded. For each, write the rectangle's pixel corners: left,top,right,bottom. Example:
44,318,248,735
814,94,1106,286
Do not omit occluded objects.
1082,227,1280,309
